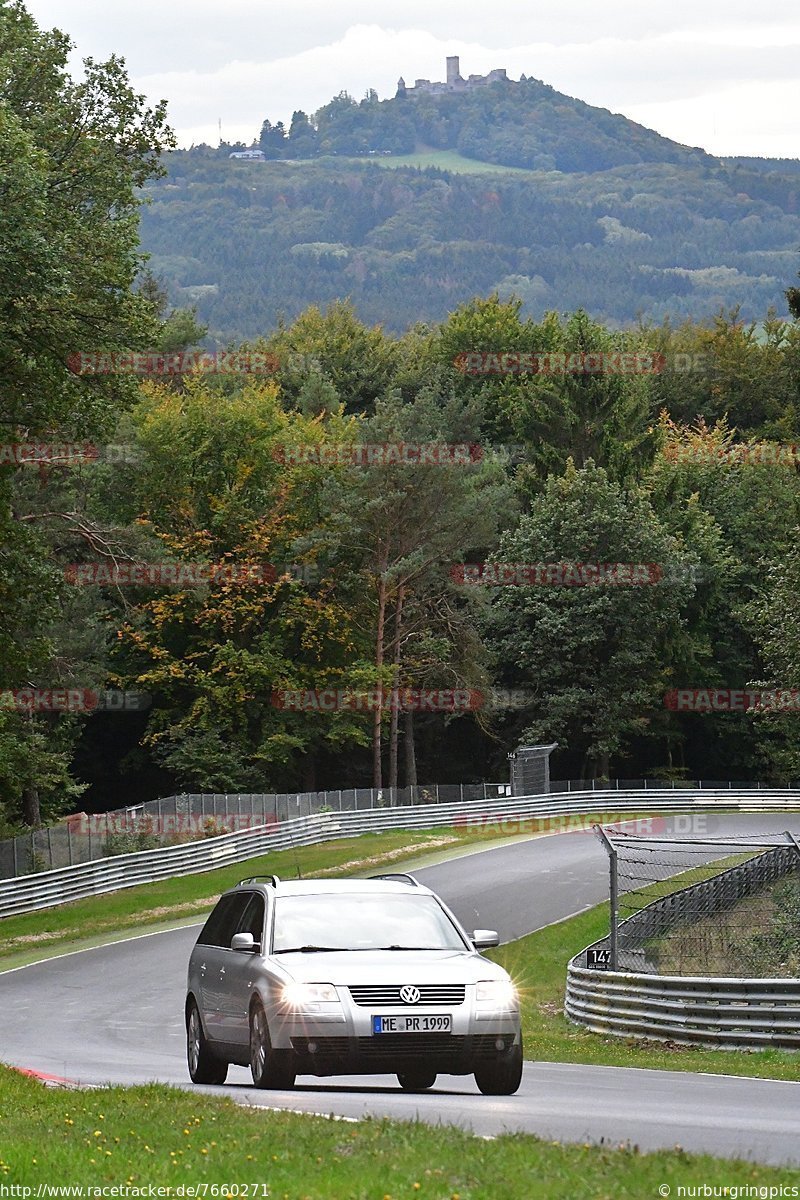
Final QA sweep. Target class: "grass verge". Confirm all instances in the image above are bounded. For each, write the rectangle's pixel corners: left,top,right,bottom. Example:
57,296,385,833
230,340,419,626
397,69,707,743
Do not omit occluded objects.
2,1064,799,1195
489,903,800,1081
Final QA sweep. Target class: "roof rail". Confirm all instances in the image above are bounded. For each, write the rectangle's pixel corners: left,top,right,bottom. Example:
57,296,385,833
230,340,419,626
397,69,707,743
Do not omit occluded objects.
368,872,420,886
237,875,280,888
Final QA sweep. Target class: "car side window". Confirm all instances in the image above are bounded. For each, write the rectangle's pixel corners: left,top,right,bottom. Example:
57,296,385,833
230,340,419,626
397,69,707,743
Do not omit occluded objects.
196,893,250,947
237,893,265,945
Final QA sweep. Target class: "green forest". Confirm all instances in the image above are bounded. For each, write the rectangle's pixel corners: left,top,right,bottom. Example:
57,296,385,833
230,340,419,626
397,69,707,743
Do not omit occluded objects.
4,1,800,837
137,78,800,338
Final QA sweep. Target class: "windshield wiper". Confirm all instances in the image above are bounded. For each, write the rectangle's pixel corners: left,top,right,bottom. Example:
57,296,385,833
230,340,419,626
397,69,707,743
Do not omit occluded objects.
272,945,342,954
376,945,448,951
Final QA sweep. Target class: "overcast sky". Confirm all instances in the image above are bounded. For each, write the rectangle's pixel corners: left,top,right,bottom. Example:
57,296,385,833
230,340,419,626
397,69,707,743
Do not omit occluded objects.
25,1,800,157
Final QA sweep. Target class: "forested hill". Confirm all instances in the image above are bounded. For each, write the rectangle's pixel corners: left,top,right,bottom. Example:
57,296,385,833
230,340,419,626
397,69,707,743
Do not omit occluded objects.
138,79,800,343
257,76,715,174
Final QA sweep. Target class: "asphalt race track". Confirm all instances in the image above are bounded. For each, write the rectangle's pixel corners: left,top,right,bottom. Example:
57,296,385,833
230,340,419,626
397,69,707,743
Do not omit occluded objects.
2,814,800,1165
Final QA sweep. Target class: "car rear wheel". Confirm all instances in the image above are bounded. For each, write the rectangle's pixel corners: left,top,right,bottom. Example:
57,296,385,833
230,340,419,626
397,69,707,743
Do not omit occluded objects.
474,1042,523,1096
249,1002,296,1089
186,1001,228,1085
397,1070,437,1091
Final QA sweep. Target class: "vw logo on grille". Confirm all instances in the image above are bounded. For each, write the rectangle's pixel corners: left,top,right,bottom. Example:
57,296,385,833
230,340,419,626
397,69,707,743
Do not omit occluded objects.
399,985,421,1005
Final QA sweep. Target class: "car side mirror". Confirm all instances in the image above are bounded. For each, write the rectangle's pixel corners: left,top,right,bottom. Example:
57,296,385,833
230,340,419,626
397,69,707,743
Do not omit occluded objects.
231,932,259,953
472,929,500,949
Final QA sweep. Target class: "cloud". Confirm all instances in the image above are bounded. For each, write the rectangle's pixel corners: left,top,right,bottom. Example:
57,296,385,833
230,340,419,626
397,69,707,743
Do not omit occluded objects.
22,2,800,156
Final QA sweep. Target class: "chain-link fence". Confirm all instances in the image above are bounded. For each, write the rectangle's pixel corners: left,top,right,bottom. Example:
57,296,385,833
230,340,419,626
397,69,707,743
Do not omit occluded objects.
594,827,800,977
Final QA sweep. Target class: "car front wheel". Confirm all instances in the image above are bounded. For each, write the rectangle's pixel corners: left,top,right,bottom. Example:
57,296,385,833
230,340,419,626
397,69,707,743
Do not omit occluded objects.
397,1070,437,1091
249,1002,296,1089
186,1001,228,1085
474,1042,523,1096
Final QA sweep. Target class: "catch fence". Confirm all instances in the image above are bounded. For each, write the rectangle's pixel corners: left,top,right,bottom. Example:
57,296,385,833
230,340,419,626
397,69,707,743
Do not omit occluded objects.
592,827,800,976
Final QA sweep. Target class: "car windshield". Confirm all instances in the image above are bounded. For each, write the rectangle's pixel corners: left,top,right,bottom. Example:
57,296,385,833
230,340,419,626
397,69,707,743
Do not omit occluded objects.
271,893,467,953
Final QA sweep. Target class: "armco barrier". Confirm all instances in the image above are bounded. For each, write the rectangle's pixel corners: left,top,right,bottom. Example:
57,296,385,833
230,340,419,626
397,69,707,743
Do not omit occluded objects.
2,787,800,919
565,965,800,1049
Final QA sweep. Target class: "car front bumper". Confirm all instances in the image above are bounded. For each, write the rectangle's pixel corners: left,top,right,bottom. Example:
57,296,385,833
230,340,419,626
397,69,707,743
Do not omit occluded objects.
267,990,521,1076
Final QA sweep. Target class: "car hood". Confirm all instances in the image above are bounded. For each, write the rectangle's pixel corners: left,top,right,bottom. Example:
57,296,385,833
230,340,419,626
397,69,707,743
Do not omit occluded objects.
273,948,509,985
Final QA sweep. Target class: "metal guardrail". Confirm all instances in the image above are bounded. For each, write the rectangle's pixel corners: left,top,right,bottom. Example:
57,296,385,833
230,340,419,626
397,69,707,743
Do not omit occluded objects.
3,786,800,920
566,831,800,1048
565,965,800,1049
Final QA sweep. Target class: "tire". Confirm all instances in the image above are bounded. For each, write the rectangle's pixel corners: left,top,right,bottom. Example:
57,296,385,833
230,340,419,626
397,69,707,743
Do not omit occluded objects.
249,1001,296,1089
397,1070,437,1092
474,1042,523,1096
186,1000,228,1085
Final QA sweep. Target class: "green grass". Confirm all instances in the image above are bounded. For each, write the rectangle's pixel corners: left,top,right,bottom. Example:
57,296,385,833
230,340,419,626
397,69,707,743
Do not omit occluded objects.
489,903,800,1081
2,1065,799,1195
330,149,538,175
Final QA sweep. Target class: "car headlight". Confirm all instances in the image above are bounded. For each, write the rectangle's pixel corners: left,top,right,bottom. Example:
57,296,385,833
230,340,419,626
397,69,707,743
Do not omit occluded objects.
476,978,517,1006
281,982,338,1008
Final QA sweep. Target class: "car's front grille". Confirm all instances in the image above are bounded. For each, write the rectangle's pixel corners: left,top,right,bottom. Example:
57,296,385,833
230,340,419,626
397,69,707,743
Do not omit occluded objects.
348,984,466,1007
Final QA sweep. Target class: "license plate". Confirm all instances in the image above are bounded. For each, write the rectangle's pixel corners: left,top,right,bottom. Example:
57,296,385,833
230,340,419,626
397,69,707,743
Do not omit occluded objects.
372,1014,452,1034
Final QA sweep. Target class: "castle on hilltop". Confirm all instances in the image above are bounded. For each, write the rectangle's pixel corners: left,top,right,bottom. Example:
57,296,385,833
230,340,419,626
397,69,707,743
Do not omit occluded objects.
397,56,509,98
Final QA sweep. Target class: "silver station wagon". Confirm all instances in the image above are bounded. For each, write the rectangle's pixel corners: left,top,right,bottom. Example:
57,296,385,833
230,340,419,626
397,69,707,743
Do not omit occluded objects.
185,873,523,1094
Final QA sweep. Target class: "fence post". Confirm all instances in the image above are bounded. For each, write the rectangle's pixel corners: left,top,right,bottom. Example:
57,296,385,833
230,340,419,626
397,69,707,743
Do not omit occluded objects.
67,821,73,867
595,825,619,970
785,830,800,865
